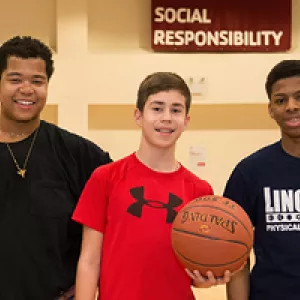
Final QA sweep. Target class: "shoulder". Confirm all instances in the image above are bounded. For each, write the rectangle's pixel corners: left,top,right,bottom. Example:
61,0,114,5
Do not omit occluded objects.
41,120,111,161
180,165,213,195
41,121,97,147
93,153,134,179
225,141,281,190
236,141,281,171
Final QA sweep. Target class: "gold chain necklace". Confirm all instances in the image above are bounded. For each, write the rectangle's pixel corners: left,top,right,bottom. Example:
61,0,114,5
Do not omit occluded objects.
6,127,39,179
0,130,27,138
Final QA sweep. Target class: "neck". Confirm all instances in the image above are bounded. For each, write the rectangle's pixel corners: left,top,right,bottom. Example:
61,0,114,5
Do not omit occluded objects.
0,116,40,142
136,139,178,172
281,135,300,157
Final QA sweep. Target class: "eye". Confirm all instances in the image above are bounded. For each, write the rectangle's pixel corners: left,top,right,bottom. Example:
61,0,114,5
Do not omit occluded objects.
9,78,21,84
172,108,182,113
32,80,44,85
152,107,162,111
274,98,285,105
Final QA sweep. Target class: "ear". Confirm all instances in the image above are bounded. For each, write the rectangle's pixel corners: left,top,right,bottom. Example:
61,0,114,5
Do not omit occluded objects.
134,108,143,127
184,114,190,129
268,102,275,119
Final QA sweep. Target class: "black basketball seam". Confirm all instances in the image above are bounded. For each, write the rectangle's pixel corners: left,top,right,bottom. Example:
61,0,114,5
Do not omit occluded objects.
174,247,250,267
179,204,253,241
172,228,251,250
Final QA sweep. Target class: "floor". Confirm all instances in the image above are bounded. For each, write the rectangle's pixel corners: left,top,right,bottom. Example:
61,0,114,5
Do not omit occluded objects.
193,285,226,300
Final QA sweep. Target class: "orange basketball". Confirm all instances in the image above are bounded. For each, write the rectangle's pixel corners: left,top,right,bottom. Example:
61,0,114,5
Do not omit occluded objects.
171,195,253,277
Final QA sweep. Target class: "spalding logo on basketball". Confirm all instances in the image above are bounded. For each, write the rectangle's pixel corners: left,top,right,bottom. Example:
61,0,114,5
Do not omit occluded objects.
171,195,253,277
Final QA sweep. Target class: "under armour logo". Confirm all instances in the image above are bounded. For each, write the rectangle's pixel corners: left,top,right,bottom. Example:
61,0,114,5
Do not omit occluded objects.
127,187,183,223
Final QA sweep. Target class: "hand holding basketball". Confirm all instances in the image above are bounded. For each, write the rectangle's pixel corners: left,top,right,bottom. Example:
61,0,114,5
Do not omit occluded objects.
171,195,253,277
186,269,231,288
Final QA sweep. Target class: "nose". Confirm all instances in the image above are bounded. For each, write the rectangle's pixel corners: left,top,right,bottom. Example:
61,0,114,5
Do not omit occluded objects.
161,109,172,121
19,82,34,95
286,97,300,112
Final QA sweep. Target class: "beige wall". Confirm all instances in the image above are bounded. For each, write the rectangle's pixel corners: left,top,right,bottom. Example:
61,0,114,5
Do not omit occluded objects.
0,1,298,299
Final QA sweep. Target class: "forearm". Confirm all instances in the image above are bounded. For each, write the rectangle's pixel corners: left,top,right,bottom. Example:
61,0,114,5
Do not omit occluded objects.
226,260,250,300
75,258,100,300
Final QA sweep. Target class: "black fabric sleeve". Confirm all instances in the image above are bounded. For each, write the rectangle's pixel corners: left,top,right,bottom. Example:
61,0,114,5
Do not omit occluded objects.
52,130,113,290
64,135,112,201
50,124,113,203
223,165,256,226
71,137,112,196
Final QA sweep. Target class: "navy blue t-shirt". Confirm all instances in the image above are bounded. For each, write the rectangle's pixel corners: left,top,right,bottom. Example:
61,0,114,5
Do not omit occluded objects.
224,141,300,300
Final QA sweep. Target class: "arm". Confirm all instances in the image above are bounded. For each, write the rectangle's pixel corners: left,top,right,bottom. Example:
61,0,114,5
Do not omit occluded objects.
226,259,250,300
223,166,252,299
75,226,104,300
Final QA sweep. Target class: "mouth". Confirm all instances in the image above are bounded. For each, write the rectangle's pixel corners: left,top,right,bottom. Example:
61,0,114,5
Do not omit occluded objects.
155,128,175,134
284,117,300,127
14,99,36,107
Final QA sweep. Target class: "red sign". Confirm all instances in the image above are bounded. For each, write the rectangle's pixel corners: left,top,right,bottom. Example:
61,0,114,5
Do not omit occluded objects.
151,0,291,52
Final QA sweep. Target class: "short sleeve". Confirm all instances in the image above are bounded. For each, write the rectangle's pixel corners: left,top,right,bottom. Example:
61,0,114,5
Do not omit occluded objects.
196,180,214,197
223,165,255,226
193,179,214,199
204,180,214,196
72,166,110,233
73,137,112,193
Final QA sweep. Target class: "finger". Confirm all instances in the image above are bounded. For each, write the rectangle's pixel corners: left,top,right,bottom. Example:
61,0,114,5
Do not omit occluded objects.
185,268,196,279
192,270,206,282
206,271,217,284
216,272,230,284
223,270,231,282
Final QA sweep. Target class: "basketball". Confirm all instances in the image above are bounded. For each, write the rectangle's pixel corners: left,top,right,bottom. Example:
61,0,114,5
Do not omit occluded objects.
171,195,253,277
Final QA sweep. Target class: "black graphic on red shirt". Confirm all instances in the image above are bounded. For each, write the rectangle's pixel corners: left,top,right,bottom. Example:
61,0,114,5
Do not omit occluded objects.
127,186,183,223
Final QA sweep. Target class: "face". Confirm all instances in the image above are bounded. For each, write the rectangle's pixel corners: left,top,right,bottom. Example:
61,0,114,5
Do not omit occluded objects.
0,56,48,123
268,76,300,140
135,90,190,149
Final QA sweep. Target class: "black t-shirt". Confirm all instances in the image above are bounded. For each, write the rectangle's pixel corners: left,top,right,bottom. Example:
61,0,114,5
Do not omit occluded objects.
0,120,112,300
224,141,300,300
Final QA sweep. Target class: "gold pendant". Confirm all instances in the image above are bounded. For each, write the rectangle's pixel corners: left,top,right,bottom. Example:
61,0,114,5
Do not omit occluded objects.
17,169,26,178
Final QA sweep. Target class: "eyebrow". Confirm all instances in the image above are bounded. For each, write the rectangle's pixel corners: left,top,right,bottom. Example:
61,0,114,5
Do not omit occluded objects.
272,93,286,97
273,90,300,97
172,103,185,107
150,100,184,107
6,72,47,80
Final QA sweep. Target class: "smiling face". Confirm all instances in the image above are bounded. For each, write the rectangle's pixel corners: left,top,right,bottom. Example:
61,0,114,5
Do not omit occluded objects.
268,76,300,141
0,56,48,124
135,90,190,150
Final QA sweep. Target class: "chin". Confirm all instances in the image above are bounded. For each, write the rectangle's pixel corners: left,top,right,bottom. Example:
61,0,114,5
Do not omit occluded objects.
283,130,300,139
14,115,39,123
288,134,300,139
154,142,177,149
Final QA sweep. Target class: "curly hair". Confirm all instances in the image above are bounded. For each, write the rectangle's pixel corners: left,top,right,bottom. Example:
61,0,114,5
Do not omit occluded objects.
0,36,54,79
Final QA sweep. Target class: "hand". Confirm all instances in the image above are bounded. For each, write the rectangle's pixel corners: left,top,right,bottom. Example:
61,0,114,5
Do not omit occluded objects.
185,269,231,288
57,285,75,299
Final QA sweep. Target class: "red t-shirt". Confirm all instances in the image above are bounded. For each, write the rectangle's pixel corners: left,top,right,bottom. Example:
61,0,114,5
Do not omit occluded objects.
73,153,213,300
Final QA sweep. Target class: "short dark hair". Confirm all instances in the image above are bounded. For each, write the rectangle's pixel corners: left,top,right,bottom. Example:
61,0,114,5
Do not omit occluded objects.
0,36,54,80
137,72,191,114
265,60,300,100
